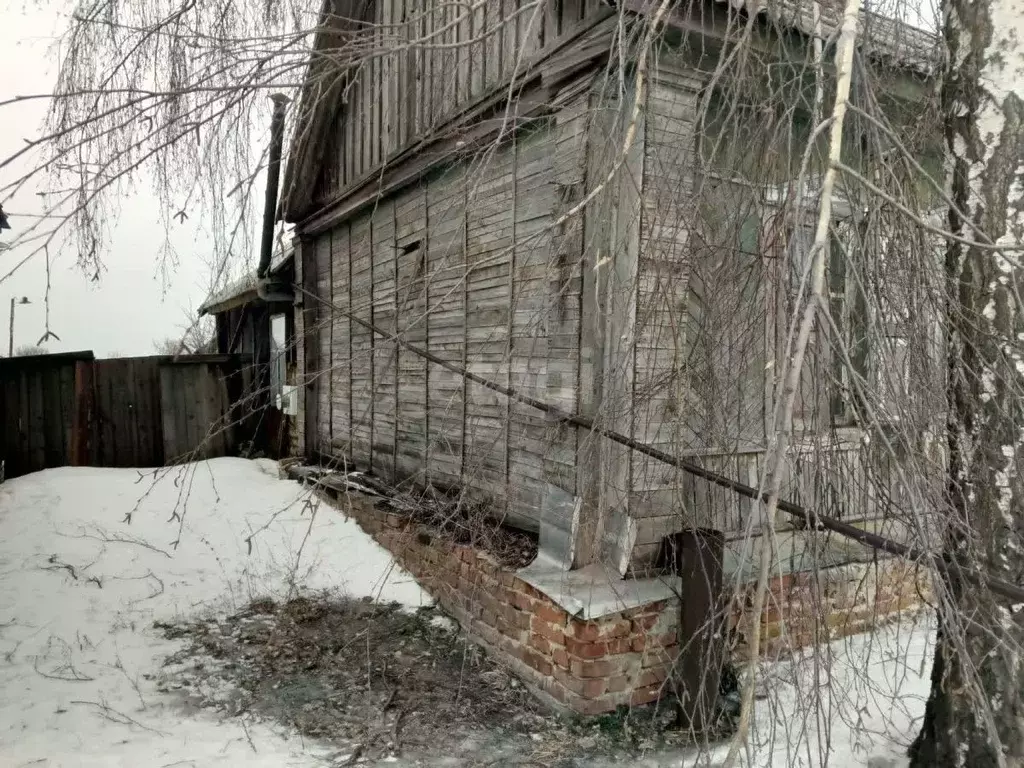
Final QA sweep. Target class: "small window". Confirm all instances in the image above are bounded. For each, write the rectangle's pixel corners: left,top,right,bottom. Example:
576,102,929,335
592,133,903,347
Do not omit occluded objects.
827,223,869,427
782,218,869,428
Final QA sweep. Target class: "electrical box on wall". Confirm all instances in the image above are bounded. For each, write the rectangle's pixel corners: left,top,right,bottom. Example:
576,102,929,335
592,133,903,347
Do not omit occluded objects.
279,385,298,416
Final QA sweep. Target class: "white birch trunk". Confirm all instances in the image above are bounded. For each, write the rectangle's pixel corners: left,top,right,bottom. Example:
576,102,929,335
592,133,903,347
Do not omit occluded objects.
911,0,1024,762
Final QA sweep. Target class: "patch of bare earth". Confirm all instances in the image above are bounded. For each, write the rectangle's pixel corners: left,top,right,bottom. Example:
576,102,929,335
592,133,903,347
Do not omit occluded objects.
154,595,696,766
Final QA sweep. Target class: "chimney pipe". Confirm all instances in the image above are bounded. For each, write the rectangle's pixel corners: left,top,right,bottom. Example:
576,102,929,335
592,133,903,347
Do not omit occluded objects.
258,93,290,279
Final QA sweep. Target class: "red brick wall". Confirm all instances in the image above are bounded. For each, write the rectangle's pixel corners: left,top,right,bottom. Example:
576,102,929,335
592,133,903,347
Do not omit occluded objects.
336,493,928,715
729,560,931,659
347,497,680,714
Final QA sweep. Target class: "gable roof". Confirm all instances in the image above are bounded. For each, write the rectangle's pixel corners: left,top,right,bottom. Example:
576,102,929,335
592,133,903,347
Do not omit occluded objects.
280,0,370,223
281,0,939,224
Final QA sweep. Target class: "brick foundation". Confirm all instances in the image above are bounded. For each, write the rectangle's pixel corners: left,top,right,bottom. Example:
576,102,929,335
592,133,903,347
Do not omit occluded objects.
730,559,931,659
330,491,928,715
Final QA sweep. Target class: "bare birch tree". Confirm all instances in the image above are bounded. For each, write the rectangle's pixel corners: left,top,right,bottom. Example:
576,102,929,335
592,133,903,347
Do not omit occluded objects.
908,0,1024,762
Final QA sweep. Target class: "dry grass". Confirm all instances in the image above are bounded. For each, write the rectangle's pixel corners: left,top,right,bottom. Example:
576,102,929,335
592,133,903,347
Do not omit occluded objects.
155,594,692,766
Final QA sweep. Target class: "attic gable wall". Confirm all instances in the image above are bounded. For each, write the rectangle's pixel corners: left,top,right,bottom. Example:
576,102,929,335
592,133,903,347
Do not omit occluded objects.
296,0,614,219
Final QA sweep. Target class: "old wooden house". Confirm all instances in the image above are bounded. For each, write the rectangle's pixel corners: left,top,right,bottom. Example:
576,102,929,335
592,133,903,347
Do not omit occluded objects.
280,0,940,584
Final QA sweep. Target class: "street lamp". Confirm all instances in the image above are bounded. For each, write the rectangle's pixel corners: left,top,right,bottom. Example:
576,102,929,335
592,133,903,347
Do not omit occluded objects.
8,297,30,357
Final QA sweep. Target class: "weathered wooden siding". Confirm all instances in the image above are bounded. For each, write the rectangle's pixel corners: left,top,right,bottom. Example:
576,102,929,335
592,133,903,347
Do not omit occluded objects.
616,64,929,570
394,183,429,481
316,233,334,454
295,47,934,574
619,67,778,561
313,0,609,207
425,162,468,490
330,224,353,461
308,102,592,530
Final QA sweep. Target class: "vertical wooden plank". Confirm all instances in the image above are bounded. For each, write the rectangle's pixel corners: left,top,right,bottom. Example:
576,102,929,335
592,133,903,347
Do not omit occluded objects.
94,362,109,465
159,365,177,463
470,0,484,98
15,367,28,475
422,184,431,478
19,369,31,473
100,360,115,465
370,9,381,170
358,57,370,177
344,85,354,186
196,365,212,458
0,366,8,476
135,359,154,466
180,365,197,459
401,0,414,146
425,164,467,488
414,0,425,136
221,355,243,460
329,224,350,457
392,204,400,473
197,364,213,458
154,358,167,465
463,137,516,504
350,215,375,468
422,0,432,131
70,361,93,466
169,364,185,461
58,361,75,465
114,359,131,466
371,201,397,478
395,0,405,151
106,361,123,465
502,0,517,82
329,230,335,447
137,357,154,465
40,365,61,469
457,0,469,106
206,364,225,457
125,358,139,465
300,238,321,458
381,0,394,160
347,223,355,457
5,370,19,475
21,369,33,472
486,0,501,89
131,358,147,465
29,368,46,471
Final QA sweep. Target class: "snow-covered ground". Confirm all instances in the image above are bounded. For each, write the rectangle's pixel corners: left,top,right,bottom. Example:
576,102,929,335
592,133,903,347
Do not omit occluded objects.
0,458,428,767
743,617,933,768
0,457,931,767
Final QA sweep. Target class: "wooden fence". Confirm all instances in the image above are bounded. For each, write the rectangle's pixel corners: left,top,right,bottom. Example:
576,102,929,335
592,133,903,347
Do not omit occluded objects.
0,352,256,480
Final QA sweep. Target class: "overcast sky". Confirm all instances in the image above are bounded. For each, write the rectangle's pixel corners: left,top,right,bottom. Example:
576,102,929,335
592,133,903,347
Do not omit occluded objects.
0,4,227,357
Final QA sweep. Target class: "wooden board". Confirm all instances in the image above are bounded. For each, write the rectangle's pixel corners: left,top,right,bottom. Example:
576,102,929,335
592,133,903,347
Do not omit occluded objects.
0,352,91,478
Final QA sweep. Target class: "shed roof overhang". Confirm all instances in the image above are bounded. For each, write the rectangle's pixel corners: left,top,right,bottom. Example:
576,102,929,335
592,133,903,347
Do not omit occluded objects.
198,247,295,317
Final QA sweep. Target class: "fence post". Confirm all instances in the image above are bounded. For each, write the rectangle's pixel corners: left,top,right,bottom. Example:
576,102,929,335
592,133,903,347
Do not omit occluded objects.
667,528,726,735
70,359,94,466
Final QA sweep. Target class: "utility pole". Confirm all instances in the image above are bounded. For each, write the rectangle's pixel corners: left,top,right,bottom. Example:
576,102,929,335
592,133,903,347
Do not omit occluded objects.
8,296,29,357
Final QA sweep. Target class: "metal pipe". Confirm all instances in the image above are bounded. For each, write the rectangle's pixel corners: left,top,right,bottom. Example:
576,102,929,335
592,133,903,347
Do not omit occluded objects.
258,94,290,279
